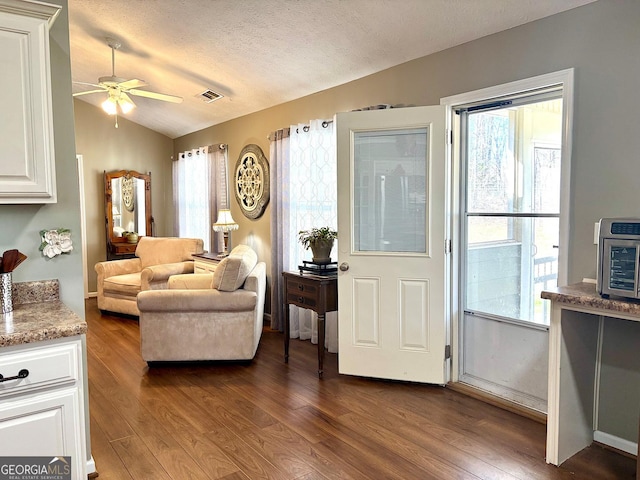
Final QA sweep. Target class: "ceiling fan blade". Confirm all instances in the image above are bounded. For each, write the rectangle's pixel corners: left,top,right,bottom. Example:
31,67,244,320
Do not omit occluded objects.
73,89,107,97
118,78,148,90
73,81,103,88
128,88,183,104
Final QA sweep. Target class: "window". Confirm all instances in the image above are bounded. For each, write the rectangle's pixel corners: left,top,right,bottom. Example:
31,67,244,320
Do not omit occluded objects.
173,145,227,253
463,97,563,326
288,121,337,270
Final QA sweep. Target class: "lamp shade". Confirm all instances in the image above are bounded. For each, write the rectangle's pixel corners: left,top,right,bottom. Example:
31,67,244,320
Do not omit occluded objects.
212,209,239,232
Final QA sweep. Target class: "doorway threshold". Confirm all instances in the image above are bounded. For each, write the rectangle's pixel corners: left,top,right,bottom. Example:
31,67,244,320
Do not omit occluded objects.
448,381,547,424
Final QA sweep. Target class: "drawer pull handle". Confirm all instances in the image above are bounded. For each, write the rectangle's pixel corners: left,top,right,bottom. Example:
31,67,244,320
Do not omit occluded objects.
297,284,304,291
298,296,305,303
0,369,29,383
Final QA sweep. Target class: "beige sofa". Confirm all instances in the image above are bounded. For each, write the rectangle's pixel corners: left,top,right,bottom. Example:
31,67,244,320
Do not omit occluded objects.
95,236,204,316
136,245,266,363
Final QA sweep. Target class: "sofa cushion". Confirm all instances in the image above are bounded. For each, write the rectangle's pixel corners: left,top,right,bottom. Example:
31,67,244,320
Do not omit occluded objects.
103,273,142,296
135,237,204,268
212,245,258,292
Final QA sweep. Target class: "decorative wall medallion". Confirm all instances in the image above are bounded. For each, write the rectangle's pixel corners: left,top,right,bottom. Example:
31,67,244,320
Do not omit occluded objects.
121,175,135,212
234,144,270,219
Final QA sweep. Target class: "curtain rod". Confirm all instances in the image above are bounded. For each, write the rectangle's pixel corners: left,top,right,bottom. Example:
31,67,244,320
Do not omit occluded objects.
177,144,227,159
297,120,332,133
268,120,333,140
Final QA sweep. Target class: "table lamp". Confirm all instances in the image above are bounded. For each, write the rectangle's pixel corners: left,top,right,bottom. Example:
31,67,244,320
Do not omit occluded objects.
212,209,239,257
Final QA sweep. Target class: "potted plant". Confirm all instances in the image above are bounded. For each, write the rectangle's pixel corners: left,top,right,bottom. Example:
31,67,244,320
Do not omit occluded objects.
298,226,337,264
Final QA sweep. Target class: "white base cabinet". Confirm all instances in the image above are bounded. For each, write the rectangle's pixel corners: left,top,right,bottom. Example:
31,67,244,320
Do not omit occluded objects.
0,388,81,455
0,337,87,479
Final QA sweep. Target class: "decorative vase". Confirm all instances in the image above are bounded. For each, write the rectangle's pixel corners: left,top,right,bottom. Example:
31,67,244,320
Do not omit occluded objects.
310,239,334,264
0,272,12,314
125,232,139,244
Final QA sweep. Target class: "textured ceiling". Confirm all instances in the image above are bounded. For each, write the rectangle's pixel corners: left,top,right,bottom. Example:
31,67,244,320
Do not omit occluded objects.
68,0,595,139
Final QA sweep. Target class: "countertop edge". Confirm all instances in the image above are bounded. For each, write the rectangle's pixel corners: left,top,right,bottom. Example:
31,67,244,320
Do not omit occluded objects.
541,282,640,317
0,322,87,348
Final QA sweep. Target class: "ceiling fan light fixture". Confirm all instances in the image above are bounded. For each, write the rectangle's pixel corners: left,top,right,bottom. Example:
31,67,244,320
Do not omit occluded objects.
73,37,181,122
119,97,135,114
101,96,118,115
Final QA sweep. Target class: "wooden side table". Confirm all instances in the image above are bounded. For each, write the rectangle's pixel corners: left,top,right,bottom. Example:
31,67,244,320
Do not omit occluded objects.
282,271,338,378
107,238,138,260
193,252,222,274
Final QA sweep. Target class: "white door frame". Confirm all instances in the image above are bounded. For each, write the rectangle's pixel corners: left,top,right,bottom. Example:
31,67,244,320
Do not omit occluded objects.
440,69,575,382
76,154,89,299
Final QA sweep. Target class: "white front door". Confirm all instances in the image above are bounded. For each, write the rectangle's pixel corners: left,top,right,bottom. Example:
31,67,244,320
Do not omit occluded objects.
336,106,449,384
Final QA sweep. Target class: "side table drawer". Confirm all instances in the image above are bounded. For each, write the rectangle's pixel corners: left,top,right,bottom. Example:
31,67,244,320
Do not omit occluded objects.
193,254,221,275
285,291,319,309
285,278,319,309
194,260,218,274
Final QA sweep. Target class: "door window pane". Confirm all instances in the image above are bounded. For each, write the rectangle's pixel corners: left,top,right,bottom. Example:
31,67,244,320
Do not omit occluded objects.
353,128,428,253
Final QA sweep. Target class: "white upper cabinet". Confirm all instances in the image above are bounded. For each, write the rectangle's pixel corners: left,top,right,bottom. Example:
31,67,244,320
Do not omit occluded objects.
0,0,60,203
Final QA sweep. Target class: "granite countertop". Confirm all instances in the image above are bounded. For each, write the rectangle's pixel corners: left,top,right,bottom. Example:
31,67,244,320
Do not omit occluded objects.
0,280,87,348
541,281,640,317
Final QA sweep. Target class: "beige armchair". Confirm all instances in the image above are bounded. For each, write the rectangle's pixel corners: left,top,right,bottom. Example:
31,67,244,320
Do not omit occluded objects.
95,236,204,316
136,245,266,363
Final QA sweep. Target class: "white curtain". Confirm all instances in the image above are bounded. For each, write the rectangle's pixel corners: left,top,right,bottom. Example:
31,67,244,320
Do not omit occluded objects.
173,145,226,253
270,119,338,352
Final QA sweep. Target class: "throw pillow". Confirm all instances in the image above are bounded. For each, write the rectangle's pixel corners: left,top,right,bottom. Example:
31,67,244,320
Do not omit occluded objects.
212,246,258,291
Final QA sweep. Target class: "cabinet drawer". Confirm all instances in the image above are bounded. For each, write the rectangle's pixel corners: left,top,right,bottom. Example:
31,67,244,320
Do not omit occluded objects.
0,343,79,396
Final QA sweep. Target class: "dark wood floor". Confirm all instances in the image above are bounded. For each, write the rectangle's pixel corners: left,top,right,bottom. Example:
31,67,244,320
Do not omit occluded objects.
85,298,635,479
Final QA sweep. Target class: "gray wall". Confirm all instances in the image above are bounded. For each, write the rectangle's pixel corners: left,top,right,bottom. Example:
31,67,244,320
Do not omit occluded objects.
0,0,84,317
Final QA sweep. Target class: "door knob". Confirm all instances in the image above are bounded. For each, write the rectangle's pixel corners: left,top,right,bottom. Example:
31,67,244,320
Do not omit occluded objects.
339,262,349,271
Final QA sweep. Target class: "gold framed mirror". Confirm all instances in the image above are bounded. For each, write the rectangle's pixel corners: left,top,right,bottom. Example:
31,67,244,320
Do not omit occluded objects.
104,170,153,260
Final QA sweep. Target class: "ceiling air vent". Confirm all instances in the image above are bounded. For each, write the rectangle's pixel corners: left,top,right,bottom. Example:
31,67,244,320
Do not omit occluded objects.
198,89,223,103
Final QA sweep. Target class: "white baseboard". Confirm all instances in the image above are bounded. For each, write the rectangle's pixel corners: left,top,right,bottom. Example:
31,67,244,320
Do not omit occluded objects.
87,455,96,475
594,430,637,455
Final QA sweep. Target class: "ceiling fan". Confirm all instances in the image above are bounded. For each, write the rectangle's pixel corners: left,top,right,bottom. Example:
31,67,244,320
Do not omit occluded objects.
73,37,182,120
